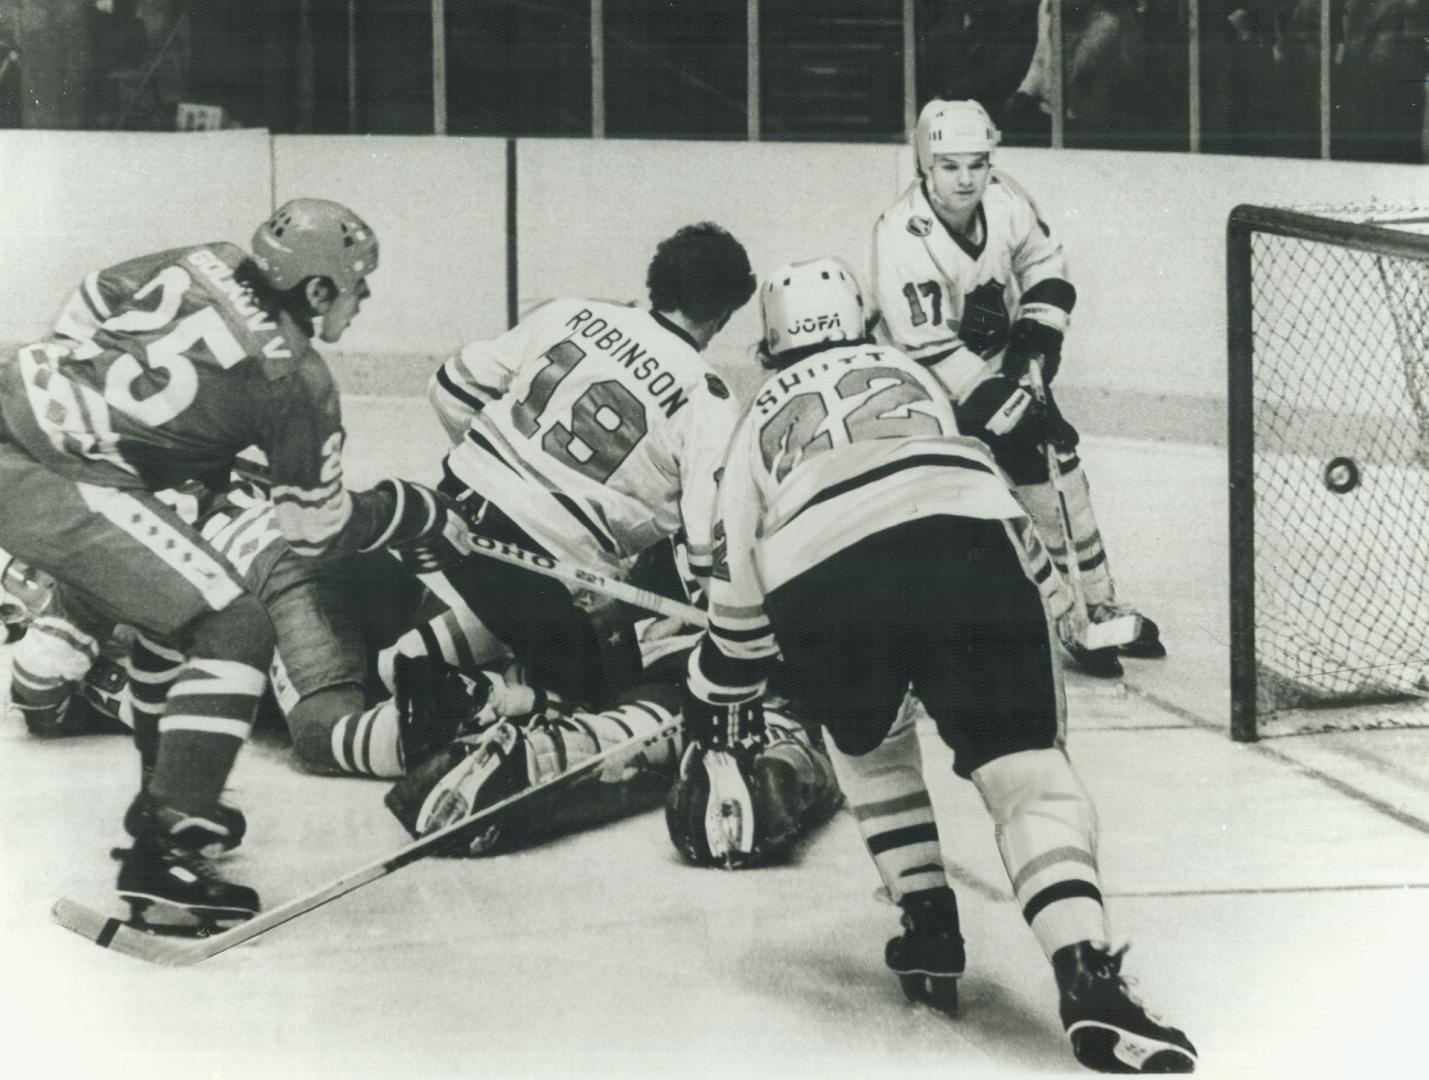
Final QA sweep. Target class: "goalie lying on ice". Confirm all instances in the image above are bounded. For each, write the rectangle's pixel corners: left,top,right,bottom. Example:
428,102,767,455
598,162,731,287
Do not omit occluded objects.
384,669,843,866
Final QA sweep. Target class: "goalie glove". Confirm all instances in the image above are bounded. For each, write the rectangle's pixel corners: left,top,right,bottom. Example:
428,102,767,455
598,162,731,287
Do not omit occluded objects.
361,477,473,572
999,317,1064,385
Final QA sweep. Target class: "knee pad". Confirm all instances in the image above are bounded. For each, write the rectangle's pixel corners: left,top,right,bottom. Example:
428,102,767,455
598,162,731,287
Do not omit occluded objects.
12,616,98,683
188,593,275,670
971,748,1098,840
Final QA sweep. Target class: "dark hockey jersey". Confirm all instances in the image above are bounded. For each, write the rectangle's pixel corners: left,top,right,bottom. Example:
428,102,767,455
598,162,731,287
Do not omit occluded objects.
0,243,370,556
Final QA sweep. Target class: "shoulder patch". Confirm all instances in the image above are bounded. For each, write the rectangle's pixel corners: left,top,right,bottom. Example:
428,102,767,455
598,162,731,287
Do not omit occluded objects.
907,216,933,237
705,373,729,399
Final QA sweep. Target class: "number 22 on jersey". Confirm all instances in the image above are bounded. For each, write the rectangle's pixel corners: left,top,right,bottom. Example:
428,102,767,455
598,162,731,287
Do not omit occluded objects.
758,363,943,482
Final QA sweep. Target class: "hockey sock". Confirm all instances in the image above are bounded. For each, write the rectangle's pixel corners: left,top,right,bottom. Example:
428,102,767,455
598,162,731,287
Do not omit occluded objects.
972,748,1107,958
148,657,267,814
125,634,186,775
9,615,100,735
376,609,506,692
825,702,948,901
307,696,405,778
1016,459,1115,607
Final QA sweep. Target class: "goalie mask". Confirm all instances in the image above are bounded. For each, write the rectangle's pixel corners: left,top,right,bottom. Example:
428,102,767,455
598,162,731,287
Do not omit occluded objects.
915,99,1000,173
251,198,379,296
760,257,865,359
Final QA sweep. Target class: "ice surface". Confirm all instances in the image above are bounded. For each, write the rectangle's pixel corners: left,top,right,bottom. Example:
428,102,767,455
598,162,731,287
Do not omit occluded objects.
3,409,1428,1080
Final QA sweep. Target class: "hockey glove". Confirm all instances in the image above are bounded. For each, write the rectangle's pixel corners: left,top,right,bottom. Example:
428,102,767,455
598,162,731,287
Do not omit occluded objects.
955,374,1042,440
363,477,473,572
1000,318,1064,385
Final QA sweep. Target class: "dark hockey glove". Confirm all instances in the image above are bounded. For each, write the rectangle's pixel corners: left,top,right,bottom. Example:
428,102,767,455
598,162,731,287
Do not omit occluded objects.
363,478,473,572
955,375,1043,440
1000,318,1064,385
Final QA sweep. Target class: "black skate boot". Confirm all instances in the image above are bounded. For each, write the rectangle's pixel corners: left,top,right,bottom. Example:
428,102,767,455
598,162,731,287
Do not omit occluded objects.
393,654,491,770
1053,942,1197,1073
115,794,260,935
1062,637,1125,679
126,766,247,851
885,886,966,1016
1090,603,1167,661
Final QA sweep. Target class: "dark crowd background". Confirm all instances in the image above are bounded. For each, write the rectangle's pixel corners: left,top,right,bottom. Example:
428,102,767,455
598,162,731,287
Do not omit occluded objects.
0,1,1424,163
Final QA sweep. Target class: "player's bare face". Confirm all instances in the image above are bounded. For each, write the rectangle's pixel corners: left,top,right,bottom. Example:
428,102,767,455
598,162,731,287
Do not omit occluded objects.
318,279,370,344
926,153,991,229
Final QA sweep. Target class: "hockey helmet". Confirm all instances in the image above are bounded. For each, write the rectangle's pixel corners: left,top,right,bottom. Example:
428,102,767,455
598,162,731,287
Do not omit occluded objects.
251,198,379,295
915,99,1001,173
760,257,864,357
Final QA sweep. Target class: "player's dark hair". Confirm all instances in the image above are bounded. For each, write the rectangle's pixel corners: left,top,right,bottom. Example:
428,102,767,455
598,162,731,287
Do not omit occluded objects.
647,223,755,324
234,258,322,337
757,335,875,371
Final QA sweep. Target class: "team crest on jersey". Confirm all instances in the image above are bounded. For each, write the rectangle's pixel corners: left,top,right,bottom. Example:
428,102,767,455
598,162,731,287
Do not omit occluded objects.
705,373,729,399
907,216,933,237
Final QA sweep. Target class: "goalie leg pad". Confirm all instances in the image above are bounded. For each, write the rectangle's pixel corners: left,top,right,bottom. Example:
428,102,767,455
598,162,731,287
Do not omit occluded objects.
1016,460,1115,607
385,720,528,847
971,748,1106,959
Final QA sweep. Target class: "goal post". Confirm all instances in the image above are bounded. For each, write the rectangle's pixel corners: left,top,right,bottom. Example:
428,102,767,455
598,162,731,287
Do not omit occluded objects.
1227,204,1429,742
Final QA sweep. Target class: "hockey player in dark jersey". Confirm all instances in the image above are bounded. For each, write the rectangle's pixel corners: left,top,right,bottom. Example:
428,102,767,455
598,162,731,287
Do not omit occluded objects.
0,199,472,932
869,99,1165,678
672,256,1196,1072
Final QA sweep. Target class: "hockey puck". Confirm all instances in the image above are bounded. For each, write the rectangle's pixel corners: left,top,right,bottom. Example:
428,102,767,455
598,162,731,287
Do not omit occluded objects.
1323,456,1360,494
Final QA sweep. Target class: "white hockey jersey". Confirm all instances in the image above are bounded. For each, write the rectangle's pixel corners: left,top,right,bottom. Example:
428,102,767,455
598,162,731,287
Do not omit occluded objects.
868,172,1075,402
430,299,740,577
692,342,1027,700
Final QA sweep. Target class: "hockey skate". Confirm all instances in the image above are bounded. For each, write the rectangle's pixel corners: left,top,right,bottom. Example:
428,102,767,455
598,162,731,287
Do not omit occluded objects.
1058,611,1124,679
114,795,259,937
1053,942,1197,1074
1089,603,1166,661
885,886,966,1016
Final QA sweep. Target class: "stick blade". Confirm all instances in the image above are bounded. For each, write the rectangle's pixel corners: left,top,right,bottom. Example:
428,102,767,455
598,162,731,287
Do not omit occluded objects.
50,898,203,967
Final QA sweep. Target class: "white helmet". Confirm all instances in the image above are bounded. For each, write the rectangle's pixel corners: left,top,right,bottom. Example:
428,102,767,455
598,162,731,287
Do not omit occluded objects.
760,257,865,358
914,99,1000,172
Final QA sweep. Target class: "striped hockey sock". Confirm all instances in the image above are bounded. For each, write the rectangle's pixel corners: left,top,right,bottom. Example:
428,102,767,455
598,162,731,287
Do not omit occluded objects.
972,748,1108,958
148,658,266,814
825,703,948,901
125,635,186,776
322,700,405,778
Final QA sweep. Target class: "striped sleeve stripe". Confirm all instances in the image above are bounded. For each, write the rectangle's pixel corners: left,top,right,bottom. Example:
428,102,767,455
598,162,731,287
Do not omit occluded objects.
276,492,354,551
436,363,494,412
1019,278,1077,313
82,272,112,319
711,601,765,621
271,475,344,507
785,454,995,526
710,620,773,644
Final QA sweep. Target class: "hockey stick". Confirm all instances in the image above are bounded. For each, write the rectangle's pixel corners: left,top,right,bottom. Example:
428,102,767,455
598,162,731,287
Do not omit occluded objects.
1025,359,1138,652
51,718,681,966
456,533,707,626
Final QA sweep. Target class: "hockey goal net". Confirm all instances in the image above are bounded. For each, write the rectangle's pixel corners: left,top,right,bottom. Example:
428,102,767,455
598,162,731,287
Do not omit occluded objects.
1228,204,1429,740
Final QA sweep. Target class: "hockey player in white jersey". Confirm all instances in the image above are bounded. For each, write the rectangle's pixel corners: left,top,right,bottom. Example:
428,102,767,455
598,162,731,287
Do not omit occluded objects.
869,98,1164,678
426,222,756,709
673,257,1196,1073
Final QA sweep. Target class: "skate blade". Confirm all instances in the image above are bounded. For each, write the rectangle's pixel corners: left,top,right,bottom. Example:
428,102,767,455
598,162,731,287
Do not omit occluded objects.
118,891,255,935
1083,616,1140,651
897,972,960,1016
